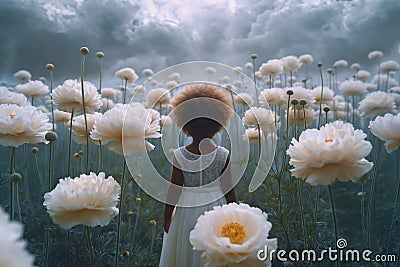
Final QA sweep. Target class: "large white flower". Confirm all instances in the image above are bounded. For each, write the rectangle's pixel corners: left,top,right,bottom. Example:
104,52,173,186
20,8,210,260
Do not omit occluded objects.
100,98,115,112
282,55,301,73
101,88,119,100
52,79,102,114
368,50,383,59
359,91,396,118
243,107,279,133
259,88,285,107
287,121,373,185
259,59,283,77
333,59,348,68
339,80,366,95
143,68,154,77
115,67,138,83
356,70,371,82
190,202,277,267
0,104,52,147
146,88,171,107
369,113,400,153
0,87,27,106
91,104,161,155
0,207,35,267
299,54,313,64
311,86,334,104
69,112,102,144
380,60,400,73
15,80,49,98
243,128,263,143
43,172,120,229
53,109,71,123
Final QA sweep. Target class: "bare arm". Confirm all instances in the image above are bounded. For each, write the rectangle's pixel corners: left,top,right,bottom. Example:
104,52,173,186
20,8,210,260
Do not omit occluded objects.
220,154,237,203
164,156,183,233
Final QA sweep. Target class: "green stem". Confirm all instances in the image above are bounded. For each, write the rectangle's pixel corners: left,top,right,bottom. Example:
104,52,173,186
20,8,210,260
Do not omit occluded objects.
49,69,55,131
352,95,355,126
34,154,45,193
252,57,259,107
99,58,103,94
115,159,127,267
9,147,16,220
86,226,95,267
123,78,127,104
99,141,103,171
150,225,156,252
67,109,74,177
328,185,339,267
386,156,400,256
80,54,89,174
318,65,324,130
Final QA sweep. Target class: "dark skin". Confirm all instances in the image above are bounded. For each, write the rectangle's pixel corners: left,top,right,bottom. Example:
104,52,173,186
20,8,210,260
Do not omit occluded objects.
163,135,237,233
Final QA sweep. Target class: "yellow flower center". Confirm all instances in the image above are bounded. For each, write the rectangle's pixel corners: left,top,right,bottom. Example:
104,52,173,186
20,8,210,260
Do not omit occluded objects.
221,222,246,245
325,139,333,142
9,113,15,119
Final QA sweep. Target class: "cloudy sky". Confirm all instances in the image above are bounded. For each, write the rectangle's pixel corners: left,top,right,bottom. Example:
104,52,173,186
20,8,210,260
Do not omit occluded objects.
1,0,399,86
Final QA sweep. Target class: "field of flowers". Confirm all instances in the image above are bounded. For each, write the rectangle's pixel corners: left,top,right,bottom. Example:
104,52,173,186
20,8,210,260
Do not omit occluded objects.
0,47,399,266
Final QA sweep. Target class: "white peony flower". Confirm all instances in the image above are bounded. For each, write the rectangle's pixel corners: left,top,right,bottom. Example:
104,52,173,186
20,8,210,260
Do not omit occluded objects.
15,80,49,98
101,88,119,100
365,83,377,92
0,87,27,106
368,50,383,59
91,104,161,155
286,107,315,127
69,112,102,144
205,67,217,74
243,107,279,133
0,104,52,147
333,59,348,68
359,91,396,118
234,93,253,107
165,80,178,90
369,113,400,153
52,79,102,114
287,121,373,185
43,172,121,229
282,55,301,73
0,207,35,267
100,98,115,112
142,68,154,77
168,72,181,81
259,59,283,77
311,86,334,103
244,62,253,69
356,70,371,82
243,128,263,143
339,80,366,95
190,202,277,267
115,67,138,83
259,88,285,106
380,60,400,72
13,70,32,82
299,54,314,64
146,88,171,107
53,109,71,123
351,63,360,70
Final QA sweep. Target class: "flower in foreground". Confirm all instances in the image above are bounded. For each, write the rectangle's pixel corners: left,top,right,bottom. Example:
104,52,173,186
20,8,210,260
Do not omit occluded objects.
369,113,400,153
287,120,373,185
190,202,277,267
51,79,102,114
359,91,396,118
0,207,35,267
15,80,49,98
0,104,52,147
91,104,161,155
43,172,120,229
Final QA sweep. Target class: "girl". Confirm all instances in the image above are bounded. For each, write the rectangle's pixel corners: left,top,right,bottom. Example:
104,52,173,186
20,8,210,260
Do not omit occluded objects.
159,83,237,267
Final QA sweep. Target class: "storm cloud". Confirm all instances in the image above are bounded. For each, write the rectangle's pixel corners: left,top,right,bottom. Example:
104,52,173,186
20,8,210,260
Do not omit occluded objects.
0,0,399,86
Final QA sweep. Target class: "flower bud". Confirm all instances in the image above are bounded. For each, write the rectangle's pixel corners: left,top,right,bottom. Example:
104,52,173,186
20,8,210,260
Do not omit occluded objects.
45,63,54,70
31,147,39,154
96,51,104,58
135,197,142,203
80,46,89,55
127,211,134,216
73,153,80,158
78,150,84,155
149,220,157,226
291,99,299,106
323,106,330,112
9,172,22,182
317,62,322,67
286,89,294,96
299,99,307,106
122,250,130,258
45,131,58,142
250,54,257,59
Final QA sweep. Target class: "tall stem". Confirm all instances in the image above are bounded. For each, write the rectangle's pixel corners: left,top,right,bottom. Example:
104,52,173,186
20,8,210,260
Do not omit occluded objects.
328,185,339,267
123,78,128,104
9,147,15,220
80,54,89,174
252,56,259,107
86,226,95,267
318,65,324,130
115,159,127,267
49,69,55,131
67,109,75,177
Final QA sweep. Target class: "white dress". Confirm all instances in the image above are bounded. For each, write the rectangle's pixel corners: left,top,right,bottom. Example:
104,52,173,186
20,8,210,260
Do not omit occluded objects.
159,146,229,267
